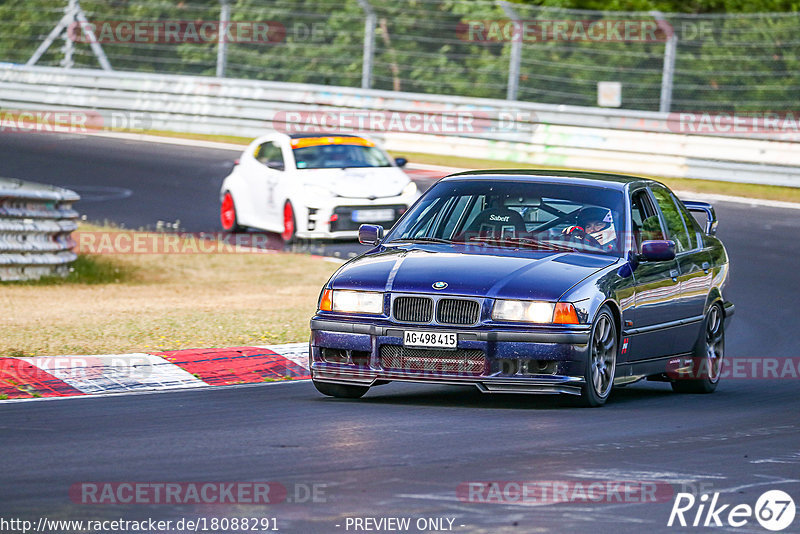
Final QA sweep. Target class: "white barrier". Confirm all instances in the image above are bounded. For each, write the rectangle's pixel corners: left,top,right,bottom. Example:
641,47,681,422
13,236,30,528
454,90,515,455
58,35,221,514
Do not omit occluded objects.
0,65,798,187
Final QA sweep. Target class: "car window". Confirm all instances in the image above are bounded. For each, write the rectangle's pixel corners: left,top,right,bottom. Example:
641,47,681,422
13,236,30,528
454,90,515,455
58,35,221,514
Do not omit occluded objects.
673,196,702,250
630,189,664,251
386,180,626,256
292,144,391,169
255,142,284,168
651,185,691,253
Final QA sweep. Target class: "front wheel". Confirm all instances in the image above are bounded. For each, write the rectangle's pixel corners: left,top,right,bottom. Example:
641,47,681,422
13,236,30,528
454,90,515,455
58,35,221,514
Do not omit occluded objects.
672,302,724,394
313,380,369,399
577,306,617,407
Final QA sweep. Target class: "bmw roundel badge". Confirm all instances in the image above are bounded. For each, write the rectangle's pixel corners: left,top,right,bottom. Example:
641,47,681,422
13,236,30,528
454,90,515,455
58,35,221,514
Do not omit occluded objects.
432,281,448,290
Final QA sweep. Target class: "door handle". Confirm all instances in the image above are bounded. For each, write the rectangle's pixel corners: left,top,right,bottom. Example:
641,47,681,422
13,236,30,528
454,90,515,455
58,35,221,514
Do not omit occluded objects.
670,269,679,281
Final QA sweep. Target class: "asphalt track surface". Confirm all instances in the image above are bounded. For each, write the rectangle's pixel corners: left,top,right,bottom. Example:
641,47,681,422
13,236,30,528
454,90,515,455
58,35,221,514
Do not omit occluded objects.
1,132,799,533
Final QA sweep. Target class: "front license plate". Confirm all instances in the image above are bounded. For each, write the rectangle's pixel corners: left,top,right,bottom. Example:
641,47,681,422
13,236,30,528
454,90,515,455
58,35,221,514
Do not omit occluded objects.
403,330,457,349
352,208,395,222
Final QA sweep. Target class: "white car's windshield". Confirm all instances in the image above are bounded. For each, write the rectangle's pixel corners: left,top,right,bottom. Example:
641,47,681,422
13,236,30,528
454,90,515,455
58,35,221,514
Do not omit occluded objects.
293,143,392,169
385,180,627,256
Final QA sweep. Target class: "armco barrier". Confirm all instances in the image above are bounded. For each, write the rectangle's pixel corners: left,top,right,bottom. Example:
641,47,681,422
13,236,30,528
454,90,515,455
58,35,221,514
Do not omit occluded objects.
0,65,798,187
0,177,79,281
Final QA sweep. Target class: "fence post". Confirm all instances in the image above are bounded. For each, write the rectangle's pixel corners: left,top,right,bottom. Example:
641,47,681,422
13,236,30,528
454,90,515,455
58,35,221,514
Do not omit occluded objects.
216,0,230,78
356,0,376,89
652,11,676,113
498,1,521,101
61,0,77,68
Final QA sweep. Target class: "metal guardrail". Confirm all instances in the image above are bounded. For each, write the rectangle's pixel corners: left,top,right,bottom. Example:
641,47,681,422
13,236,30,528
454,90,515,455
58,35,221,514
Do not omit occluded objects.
0,178,79,281
0,65,798,187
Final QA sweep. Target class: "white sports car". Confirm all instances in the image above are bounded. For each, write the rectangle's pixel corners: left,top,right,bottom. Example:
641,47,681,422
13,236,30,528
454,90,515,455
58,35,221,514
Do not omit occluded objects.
219,133,420,241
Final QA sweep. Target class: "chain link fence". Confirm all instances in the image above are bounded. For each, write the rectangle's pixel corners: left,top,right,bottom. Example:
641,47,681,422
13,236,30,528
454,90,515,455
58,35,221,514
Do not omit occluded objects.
1,0,798,112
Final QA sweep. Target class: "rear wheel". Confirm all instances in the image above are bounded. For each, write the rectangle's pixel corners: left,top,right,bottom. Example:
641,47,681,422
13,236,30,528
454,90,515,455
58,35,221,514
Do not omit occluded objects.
672,302,724,394
220,191,242,232
281,201,296,243
577,306,617,407
313,380,369,399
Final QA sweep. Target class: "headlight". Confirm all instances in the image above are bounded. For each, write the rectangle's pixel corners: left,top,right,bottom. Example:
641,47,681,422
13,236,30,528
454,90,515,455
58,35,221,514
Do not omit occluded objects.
401,181,417,196
319,289,384,315
492,300,579,324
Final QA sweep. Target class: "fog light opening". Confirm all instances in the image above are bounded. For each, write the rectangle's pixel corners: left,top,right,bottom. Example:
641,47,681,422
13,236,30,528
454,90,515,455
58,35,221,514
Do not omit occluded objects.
321,347,349,364
531,360,558,375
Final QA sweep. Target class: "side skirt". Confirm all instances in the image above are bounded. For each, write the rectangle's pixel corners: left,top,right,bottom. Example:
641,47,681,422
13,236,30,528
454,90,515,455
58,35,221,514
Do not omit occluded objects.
614,352,694,385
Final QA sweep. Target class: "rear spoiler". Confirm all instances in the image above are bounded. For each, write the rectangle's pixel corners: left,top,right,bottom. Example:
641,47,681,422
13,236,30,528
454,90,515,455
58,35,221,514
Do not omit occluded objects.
682,200,718,235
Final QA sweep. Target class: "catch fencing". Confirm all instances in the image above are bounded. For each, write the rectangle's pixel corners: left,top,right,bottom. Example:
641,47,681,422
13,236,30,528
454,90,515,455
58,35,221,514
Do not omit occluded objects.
3,0,800,113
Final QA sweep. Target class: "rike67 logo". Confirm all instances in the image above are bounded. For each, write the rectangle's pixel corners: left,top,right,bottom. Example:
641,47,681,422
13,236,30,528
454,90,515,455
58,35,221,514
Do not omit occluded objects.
668,490,796,531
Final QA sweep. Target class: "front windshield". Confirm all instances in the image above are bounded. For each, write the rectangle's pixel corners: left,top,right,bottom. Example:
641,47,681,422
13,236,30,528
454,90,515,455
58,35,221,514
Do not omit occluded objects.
292,143,392,169
385,179,626,256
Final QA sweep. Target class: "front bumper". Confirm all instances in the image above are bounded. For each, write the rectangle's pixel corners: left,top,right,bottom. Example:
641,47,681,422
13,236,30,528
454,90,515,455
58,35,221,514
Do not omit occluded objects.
309,318,591,395
297,194,416,239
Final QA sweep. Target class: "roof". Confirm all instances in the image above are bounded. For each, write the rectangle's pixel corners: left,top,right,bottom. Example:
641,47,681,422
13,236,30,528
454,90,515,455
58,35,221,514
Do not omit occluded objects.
442,169,659,190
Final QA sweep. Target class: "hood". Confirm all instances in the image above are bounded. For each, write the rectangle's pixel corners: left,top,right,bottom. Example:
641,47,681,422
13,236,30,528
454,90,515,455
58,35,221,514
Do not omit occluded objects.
330,245,617,301
300,167,409,198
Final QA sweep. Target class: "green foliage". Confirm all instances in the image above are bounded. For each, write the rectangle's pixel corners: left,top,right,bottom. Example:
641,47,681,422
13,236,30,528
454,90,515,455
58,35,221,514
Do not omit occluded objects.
1,1,798,111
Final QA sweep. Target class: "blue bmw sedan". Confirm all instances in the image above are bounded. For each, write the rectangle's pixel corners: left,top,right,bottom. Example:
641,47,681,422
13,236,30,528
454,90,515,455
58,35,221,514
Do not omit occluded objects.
309,170,734,406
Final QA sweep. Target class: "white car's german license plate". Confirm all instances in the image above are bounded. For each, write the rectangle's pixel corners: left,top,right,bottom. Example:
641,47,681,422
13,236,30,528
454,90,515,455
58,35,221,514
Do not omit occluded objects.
352,208,395,222
403,330,457,349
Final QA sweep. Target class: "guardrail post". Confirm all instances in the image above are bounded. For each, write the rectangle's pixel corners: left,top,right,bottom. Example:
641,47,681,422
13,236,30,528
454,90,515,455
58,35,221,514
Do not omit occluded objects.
499,1,521,101
216,0,230,78
356,0,376,89
652,11,676,113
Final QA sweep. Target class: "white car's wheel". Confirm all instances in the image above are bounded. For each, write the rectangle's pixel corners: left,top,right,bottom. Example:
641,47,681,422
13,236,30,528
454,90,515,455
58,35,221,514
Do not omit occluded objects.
282,201,297,243
220,191,242,232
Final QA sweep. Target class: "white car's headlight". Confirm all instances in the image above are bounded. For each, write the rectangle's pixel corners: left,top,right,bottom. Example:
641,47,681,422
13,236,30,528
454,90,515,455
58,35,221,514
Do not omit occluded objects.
401,181,417,196
491,300,580,324
319,289,384,315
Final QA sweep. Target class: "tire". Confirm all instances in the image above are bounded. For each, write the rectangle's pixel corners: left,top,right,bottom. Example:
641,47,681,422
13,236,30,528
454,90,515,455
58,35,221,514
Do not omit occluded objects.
672,302,724,394
281,201,296,243
313,380,369,399
577,306,618,407
220,191,242,232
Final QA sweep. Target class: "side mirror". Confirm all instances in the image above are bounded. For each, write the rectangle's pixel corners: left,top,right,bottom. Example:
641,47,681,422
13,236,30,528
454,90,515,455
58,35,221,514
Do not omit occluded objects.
394,157,408,168
640,240,676,262
266,161,285,171
682,200,718,235
358,224,384,246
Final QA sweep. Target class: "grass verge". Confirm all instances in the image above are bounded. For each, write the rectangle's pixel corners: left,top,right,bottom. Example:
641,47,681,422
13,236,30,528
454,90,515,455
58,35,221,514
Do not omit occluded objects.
2,225,338,356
